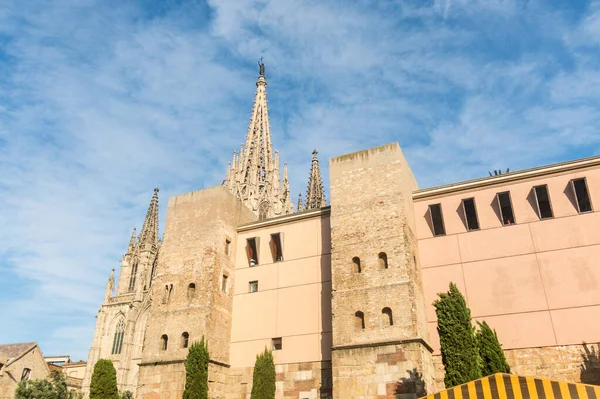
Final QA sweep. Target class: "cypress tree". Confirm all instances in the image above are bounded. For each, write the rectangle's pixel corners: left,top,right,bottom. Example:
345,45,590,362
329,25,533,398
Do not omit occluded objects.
250,348,276,399
183,336,209,399
434,283,482,388
89,359,119,399
476,321,511,376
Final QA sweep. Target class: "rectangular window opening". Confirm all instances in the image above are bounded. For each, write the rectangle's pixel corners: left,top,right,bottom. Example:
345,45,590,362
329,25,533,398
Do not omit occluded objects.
571,178,593,213
249,280,258,293
428,203,446,236
461,198,480,231
497,191,516,225
533,185,554,219
225,239,231,256
246,238,259,266
221,275,228,293
270,233,283,262
272,337,282,351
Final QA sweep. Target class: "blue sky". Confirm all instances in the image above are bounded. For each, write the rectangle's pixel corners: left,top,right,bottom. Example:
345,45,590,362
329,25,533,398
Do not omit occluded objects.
1,0,600,360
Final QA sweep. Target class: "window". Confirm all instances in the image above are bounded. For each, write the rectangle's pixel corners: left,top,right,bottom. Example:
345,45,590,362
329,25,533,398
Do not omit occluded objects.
111,319,125,355
149,258,158,288
378,252,388,269
428,204,446,236
249,281,258,293
21,368,31,381
187,283,196,300
246,238,259,266
496,192,515,225
161,335,168,351
382,307,393,326
225,239,231,256
270,233,283,262
128,260,138,292
533,185,553,219
461,198,480,231
181,332,189,349
221,275,228,293
571,178,593,213
354,311,365,330
352,257,361,273
272,337,282,351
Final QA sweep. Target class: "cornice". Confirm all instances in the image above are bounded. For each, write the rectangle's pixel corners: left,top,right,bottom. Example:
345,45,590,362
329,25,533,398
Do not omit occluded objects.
238,206,330,232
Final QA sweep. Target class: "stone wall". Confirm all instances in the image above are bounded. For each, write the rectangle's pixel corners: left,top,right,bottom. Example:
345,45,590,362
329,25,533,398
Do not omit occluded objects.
329,143,435,398
432,342,600,391
227,361,332,399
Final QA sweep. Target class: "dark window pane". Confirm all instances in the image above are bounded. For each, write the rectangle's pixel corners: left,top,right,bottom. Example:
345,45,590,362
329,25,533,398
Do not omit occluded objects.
429,204,446,236
573,178,592,213
462,198,480,231
534,185,553,219
497,192,515,225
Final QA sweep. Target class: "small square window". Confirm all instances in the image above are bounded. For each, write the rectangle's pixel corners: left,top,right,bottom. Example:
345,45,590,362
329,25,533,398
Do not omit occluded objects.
496,192,516,225
533,185,553,219
222,275,228,293
571,178,593,213
428,203,446,236
272,337,282,350
249,281,258,293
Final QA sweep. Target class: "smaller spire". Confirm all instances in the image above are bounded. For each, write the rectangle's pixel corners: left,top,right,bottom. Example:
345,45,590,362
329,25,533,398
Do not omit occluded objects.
127,227,136,253
305,149,326,210
105,268,115,300
297,193,303,213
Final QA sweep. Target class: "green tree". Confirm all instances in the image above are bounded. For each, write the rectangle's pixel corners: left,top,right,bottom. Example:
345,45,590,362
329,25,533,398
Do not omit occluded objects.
183,337,209,399
250,348,276,399
15,371,82,399
476,321,511,376
434,282,482,388
89,359,119,399
118,392,134,399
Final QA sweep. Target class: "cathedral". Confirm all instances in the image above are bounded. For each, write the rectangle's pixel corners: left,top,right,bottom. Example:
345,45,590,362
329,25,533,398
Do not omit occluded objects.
82,63,600,398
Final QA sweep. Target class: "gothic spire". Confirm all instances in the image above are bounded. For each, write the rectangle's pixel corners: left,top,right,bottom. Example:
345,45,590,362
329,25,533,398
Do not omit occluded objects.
305,149,326,210
127,227,136,253
297,193,303,213
224,61,294,219
138,188,159,246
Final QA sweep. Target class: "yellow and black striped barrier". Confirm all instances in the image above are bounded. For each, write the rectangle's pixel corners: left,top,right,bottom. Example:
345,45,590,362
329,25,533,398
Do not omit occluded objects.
420,374,600,399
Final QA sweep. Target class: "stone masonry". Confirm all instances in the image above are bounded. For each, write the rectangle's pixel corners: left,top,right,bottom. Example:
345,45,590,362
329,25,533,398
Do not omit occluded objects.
329,143,435,398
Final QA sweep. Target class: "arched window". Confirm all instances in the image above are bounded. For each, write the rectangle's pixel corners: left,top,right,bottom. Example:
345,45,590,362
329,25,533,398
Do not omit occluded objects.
149,257,158,287
128,260,138,292
378,252,388,269
21,368,31,381
111,319,125,355
352,257,361,273
354,311,365,330
382,307,393,326
161,334,168,351
181,332,189,349
187,283,196,300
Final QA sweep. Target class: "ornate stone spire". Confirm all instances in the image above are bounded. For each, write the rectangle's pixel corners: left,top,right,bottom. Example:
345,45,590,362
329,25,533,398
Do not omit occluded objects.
127,227,136,253
224,61,294,219
297,193,303,213
138,188,159,246
305,149,326,210
105,269,115,300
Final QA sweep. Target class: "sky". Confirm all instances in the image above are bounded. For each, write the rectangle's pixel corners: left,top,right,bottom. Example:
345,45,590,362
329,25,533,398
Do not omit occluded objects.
1,0,600,361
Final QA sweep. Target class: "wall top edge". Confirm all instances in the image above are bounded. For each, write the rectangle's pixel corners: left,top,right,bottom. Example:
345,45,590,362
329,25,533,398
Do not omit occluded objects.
238,206,331,232
413,155,600,200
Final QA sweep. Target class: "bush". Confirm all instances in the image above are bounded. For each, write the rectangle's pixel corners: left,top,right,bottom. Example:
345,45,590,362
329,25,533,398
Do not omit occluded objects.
15,371,82,399
183,337,209,399
476,321,510,376
250,348,276,399
89,359,119,399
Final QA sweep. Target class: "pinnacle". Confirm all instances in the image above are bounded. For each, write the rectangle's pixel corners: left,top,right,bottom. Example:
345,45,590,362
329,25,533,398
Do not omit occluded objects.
305,149,326,210
138,188,159,246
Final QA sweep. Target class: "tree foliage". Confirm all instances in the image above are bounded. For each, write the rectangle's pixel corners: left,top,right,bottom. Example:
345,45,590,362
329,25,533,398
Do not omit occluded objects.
476,321,510,376
434,283,482,388
89,359,119,399
183,336,209,399
15,370,82,399
251,348,276,399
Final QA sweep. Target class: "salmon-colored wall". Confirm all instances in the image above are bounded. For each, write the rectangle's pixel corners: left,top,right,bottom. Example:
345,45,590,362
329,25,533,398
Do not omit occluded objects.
230,212,332,367
415,166,600,354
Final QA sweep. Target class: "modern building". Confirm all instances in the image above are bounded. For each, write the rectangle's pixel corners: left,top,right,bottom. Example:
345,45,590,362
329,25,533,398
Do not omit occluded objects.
82,63,600,399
